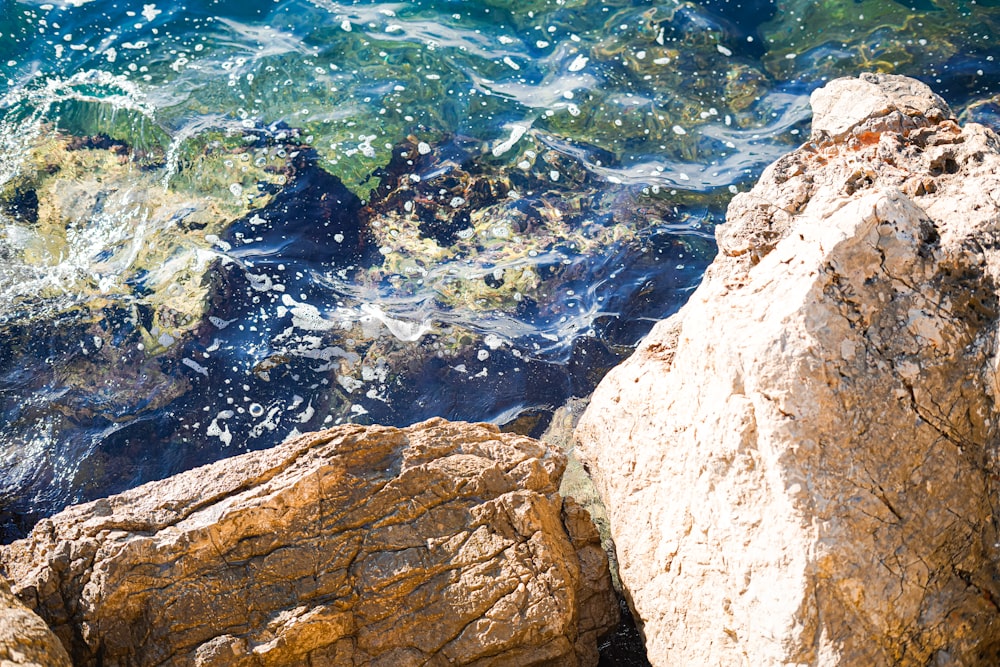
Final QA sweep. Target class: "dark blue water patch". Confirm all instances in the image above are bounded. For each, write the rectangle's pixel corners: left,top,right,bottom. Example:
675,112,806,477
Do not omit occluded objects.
598,596,653,667
692,0,777,58
360,349,548,425
0,186,38,225
964,99,1000,130
224,150,378,267
920,51,1000,111
69,412,190,496
0,306,191,540
347,330,626,433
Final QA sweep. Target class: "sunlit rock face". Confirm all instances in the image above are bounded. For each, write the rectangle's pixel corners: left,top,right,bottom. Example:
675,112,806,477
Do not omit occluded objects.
1,418,618,667
577,73,1000,665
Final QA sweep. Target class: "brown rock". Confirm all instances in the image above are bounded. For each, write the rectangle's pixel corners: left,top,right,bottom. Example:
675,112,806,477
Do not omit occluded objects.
576,73,1000,665
1,418,616,666
0,574,71,667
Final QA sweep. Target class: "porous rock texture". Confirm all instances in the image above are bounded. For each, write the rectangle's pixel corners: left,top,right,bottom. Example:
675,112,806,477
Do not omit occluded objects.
575,72,1000,665
0,574,71,667
0,418,617,666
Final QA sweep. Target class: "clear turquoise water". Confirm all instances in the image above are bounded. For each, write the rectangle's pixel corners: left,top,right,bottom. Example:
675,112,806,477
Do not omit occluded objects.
1,0,999,539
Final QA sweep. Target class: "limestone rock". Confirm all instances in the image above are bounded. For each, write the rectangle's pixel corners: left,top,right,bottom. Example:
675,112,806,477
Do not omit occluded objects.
0,574,71,667
576,73,1000,665
809,72,951,141
1,418,617,666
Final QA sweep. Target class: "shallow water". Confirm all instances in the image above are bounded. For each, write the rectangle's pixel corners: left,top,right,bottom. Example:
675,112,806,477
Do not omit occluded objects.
1,0,999,542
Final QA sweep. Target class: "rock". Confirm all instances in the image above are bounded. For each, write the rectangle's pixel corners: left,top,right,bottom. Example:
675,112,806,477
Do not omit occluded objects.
575,73,1000,665
0,574,72,667
541,399,617,585
1,418,617,666
809,73,951,142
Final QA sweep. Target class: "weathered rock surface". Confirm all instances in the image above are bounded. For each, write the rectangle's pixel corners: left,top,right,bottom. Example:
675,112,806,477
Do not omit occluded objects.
576,72,1000,665
0,574,71,667
1,418,617,666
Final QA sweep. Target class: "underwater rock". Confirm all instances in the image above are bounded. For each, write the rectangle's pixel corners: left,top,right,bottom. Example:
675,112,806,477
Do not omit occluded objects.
576,73,1000,665
1,418,618,667
0,126,305,537
0,128,295,327
0,574,71,667
357,134,675,314
0,115,713,541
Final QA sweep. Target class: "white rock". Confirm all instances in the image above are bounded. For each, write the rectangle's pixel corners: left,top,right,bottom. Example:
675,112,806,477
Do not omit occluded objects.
577,74,1000,665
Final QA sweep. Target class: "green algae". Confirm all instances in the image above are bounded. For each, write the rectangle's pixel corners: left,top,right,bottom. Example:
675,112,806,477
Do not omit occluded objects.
0,125,295,356
358,135,654,313
165,129,295,209
49,98,171,163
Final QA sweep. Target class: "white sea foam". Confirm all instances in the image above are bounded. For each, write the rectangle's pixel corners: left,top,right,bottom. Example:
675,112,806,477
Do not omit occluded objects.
491,123,529,157
360,303,432,342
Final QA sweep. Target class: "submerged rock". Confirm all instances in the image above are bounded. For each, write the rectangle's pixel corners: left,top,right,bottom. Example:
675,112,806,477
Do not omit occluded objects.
576,73,1000,665
0,115,712,540
0,127,296,329
0,124,306,536
1,418,617,666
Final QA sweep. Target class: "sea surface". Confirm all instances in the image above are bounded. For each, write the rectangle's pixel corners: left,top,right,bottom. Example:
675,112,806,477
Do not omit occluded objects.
1,0,999,546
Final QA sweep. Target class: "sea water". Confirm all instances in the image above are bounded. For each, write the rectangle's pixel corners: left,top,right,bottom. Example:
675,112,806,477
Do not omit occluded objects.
0,0,998,541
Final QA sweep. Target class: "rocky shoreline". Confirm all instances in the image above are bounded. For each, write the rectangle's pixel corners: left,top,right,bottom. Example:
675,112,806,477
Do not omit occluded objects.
6,73,1000,665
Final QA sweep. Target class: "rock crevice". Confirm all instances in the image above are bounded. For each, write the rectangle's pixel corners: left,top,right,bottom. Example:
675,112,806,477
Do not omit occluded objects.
0,573,72,667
